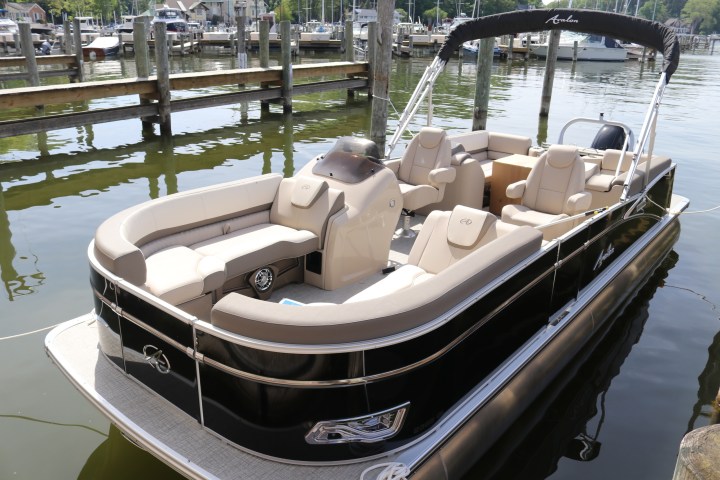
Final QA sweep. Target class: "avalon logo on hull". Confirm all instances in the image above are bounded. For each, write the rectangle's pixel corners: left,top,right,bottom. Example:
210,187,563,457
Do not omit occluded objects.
143,345,171,374
546,14,579,25
594,244,616,271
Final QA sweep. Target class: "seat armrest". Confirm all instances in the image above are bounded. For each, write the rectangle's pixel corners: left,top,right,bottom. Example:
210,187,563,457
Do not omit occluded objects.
428,167,456,187
505,180,526,199
566,192,592,214
384,159,401,175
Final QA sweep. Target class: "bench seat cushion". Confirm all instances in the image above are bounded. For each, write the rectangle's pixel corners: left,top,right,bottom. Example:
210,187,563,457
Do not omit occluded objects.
192,223,317,278
145,246,226,305
345,265,433,303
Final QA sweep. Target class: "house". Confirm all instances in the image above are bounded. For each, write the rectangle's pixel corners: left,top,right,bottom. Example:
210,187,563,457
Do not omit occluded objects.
199,0,267,26
352,8,401,24
5,2,46,24
187,1,210,24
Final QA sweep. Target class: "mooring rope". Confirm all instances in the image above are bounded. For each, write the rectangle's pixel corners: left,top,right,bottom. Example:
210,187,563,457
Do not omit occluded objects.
0,322,64,341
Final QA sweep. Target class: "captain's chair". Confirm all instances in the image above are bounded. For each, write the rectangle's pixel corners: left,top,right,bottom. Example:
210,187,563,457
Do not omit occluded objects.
385,127,456,237
501,145,591,241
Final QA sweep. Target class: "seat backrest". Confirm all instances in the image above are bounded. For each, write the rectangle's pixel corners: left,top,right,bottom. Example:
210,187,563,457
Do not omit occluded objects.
270,176,345,248
408,205,504,275
521,145,586,215
397,127,452,186
601,149,634,173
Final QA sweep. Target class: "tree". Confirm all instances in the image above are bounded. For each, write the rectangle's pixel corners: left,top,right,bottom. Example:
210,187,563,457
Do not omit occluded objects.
638,0,670,21
681,0,720,33
274,0,295,22
479,0,517,15
422,6,447,26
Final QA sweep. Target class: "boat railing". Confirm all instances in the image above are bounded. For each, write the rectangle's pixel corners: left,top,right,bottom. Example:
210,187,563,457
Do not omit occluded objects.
557,116,635,149
620,72,668,202
386,56,446,158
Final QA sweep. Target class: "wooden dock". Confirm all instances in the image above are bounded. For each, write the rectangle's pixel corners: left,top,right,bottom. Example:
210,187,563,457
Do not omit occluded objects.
0,61,369,138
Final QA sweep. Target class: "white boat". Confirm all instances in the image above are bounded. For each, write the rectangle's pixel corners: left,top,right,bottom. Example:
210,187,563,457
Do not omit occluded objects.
0,16,18,43
461,38,505,58
531,31,628,61
82,35,121,59
300,20,332,41
46,9,684,480
152,6,188,37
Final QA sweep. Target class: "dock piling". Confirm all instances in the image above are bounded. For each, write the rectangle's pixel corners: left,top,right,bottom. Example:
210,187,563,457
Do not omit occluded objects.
472,38,494,131
154,22,172,136
72,18,84,82
62,19,71,54
134,18,154,134
280,21,292,113
370,0,394,155
344,20,354,62
18,23,39,88
367,22,377,98
540,29,561,117
259,20,270,112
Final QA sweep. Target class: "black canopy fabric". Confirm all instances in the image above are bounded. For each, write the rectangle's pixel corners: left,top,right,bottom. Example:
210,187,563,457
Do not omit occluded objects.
438,9,680,81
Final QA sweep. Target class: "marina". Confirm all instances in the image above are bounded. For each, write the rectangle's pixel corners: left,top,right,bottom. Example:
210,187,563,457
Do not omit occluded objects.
1,10,720,480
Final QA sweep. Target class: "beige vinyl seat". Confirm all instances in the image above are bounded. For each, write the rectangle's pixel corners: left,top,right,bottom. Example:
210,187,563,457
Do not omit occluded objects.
385,127,456,237
501,144,592,241
346,205,508,302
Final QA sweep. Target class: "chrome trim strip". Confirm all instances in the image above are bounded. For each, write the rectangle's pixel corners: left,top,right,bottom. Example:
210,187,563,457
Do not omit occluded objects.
193,246,556,355
197,265,554,387
93,289,193,357
396,201,687,471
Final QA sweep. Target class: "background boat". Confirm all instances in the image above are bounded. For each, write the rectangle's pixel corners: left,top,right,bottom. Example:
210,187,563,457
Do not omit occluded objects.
82,36,120,59
531,32,628,61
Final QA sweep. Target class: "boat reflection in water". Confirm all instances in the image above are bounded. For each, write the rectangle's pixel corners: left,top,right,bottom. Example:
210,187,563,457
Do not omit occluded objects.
467,244,680,479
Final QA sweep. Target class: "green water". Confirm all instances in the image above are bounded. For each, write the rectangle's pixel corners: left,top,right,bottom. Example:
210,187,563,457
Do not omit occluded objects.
1,51,719,479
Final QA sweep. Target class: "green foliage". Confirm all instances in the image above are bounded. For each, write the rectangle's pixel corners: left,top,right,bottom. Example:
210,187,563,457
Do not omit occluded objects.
638,0,670,21
478,0,517,15
395,7,407,21
422,6,447,24
274,0,295,22
681,0,720,32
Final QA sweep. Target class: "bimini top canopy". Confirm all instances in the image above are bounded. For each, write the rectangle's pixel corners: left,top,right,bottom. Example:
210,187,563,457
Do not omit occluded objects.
438,9,680,82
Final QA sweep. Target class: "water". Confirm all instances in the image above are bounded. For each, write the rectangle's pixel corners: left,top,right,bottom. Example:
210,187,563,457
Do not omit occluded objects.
1,51,719,479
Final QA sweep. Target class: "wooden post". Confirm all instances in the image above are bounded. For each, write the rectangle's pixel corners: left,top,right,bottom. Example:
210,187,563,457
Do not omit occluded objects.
236,15,246,69
508,36,514,61
572,40,578,62
260,19,270,111
259,19,269,67
154,22,172,136
63,19,71,54
13,33,20,54
672,425,720,480
73,18,85,82
472,37,494,131
540,29,560,118
344,20,354,62
19,23,39,88
370,0,393,155
280,20,292,113
367,21,377,98
134,18,154,133
525,33,531,60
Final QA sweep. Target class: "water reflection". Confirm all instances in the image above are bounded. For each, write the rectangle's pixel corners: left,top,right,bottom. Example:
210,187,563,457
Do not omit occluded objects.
78,425,183,480
464,247,680,479
0,102,369,300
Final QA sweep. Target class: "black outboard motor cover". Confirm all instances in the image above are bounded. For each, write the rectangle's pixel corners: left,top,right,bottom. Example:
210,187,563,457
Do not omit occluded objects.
312,137,385,184
591,125,627,151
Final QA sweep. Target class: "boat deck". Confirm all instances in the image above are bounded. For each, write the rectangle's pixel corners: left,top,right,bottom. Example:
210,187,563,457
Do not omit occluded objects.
266,215,422,306
45,316,398,479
